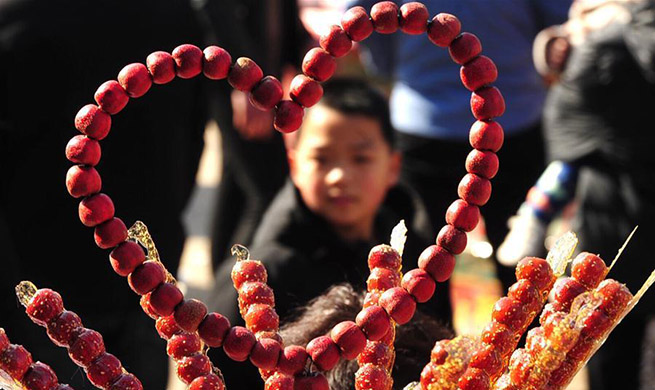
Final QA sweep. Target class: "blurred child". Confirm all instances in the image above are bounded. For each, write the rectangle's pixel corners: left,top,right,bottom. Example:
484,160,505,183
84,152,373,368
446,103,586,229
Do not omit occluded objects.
210,77,451,324
207,78,452,390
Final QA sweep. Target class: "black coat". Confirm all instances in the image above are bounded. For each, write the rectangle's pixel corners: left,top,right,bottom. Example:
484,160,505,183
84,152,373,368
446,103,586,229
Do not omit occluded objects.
207,179,452,390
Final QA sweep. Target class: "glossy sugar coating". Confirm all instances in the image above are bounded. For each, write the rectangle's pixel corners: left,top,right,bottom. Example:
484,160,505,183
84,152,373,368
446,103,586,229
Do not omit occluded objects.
421,336,479,390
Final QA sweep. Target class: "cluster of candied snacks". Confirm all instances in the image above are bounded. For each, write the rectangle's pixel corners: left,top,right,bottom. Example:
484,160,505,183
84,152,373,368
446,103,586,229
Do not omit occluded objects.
416,247,644,390
0,2,646,390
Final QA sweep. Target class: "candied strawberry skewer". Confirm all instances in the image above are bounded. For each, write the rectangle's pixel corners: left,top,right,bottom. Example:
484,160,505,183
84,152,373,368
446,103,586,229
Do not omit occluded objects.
0,328,76,390
14,282,142,390
356,242,404,390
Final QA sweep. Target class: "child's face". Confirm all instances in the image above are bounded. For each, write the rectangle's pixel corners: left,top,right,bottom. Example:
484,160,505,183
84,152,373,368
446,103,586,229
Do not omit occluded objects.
289,105,401,240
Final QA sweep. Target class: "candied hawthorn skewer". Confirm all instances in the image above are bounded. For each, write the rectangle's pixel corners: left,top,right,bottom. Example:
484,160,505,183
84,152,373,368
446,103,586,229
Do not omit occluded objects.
443,255,556,390
495,251,606,390
128,223,229,390
420,336,479,390
493,307,582,390
229,245,284,380
451,234,578,390
504,252,607,390
541,252,608,324
356,228,405,390
0,328,76,390
14,282,142,390
546,279,633,390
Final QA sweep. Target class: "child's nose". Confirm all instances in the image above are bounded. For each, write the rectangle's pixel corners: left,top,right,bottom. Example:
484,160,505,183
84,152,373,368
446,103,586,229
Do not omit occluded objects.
326,166,347,185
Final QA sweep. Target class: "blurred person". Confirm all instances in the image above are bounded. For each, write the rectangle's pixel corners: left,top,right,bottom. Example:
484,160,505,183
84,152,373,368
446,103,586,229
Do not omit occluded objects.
280,284,454,390
0,0,208,388
192,0,310,270
538,1,655,388
347,0,571,293
502,0,655,388
207,78,449,389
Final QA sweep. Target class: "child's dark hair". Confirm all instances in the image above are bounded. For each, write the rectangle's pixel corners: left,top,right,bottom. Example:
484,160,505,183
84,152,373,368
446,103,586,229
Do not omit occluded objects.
280,284,453,390
298,77,395,148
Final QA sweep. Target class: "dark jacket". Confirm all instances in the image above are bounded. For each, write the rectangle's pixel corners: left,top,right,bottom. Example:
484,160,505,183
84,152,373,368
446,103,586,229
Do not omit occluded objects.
208,179,452,324
207,179,452,390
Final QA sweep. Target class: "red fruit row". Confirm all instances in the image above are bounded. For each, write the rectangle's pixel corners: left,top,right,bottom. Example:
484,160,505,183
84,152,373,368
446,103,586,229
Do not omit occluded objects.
232,258,283,377
357,244,403,390
18,288,143,390
0,328,77,390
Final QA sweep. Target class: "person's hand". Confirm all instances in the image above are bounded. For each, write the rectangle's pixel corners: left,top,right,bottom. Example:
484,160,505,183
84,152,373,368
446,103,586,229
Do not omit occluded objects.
497,207,548,266
231,89,275,141
545,37,571,75
533,25,570,84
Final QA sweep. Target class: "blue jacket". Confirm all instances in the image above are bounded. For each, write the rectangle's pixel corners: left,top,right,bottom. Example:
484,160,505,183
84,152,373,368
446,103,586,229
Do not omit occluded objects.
348,0,571,139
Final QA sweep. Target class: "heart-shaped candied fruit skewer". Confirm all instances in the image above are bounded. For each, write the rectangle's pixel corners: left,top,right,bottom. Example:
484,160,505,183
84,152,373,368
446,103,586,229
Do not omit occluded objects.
63,2,512,389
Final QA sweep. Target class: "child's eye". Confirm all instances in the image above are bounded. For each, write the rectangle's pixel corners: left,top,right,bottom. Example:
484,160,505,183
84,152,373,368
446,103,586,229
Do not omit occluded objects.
310,155,327,165
354,155,372,164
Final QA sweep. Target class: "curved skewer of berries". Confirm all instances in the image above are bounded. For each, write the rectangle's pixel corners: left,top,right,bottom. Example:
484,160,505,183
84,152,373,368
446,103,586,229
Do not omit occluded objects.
0,328,76,390
64,2,509,390
14,282,142,390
